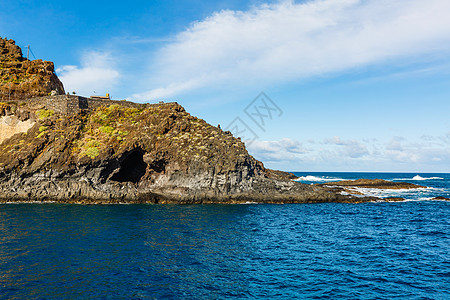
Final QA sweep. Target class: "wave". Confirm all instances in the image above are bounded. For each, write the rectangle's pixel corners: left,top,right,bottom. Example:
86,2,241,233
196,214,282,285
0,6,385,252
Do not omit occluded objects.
394,175,443,181
294,175,345,182
341,186,441,200
411,175,443,180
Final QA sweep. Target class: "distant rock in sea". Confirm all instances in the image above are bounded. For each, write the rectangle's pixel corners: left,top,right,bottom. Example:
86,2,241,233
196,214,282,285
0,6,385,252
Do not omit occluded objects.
431,196,450,201
318,179,426,190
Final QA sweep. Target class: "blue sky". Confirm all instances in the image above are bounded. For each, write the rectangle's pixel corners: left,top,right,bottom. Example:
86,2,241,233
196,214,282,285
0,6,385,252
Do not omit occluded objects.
1,0,450,172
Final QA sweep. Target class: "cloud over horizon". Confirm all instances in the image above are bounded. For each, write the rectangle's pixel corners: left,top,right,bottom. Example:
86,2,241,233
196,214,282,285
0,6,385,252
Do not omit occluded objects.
247,134,450,172
132,0,450,100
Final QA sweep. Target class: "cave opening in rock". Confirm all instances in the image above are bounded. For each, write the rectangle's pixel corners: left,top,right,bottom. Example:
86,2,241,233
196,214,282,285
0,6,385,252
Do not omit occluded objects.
111,150,147,183
149,158,166,173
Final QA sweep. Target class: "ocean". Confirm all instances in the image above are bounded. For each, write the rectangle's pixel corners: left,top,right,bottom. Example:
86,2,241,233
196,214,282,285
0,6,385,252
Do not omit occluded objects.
0,172,449,299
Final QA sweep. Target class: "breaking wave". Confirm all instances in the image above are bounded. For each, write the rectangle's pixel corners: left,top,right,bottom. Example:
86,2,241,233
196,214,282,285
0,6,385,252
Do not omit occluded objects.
394,175,444,181
340,186,442,200
295,175,345,182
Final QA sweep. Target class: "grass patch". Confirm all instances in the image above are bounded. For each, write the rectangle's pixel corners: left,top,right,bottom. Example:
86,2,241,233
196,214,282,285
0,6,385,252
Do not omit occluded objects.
84,147,99,159
86,140,100,148
80,140,101,159
37,109,54,120
99,125,115,134
36,126,48,138
91,105,143,125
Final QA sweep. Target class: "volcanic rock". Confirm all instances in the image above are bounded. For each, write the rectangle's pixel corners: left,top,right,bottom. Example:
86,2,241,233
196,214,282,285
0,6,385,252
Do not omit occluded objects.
431,196,450,201
0,37,65,100
0,99,378,204
0,37,383,204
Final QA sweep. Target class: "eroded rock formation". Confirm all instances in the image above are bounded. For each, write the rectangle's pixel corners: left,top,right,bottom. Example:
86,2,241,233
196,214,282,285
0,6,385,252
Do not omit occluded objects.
0,37,65,100
0,100,369,204
0,103,35,143
0,37,379,204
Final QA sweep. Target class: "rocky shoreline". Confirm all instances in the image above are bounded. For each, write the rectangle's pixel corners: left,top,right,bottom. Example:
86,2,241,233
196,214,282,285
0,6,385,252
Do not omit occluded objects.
0,98,376,205
0,37,444,205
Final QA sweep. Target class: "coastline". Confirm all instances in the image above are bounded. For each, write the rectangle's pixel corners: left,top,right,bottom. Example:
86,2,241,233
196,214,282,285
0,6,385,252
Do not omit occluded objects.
1,98,376,205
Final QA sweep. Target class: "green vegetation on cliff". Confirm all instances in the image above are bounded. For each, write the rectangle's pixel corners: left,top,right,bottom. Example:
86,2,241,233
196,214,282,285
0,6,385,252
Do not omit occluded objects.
0,101,264,180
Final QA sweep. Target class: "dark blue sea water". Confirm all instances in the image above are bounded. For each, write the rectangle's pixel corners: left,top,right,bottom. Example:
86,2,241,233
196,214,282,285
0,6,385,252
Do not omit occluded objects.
1,173,449,299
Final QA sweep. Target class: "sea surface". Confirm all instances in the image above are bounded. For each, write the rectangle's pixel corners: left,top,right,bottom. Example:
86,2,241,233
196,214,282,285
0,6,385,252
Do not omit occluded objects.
1,172,449,299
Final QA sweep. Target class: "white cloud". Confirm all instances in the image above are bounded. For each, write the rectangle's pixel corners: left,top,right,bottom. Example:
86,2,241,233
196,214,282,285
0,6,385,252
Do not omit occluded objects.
385,149,420,163
133,0,450,100
324,136,369,158
247,138,307,161
325,136,357,146
444,132,450,144
386,136,405,151
56,51,120,96
247,134,450,171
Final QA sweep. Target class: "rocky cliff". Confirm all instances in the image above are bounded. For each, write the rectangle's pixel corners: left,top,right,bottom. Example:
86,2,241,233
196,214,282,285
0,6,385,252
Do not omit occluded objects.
0,100,369,204
0,38,372,204
0,37,65,100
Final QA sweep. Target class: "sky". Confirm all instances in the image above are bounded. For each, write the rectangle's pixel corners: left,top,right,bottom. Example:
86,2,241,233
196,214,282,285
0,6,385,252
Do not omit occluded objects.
1,0,450,172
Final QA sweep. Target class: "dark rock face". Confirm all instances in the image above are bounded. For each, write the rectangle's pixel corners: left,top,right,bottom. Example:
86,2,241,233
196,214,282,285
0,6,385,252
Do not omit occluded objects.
0,100,372,204
0,37,65,100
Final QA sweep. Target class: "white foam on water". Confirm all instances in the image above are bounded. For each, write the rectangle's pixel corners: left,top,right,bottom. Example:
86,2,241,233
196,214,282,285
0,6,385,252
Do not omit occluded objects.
394,175,444,181
418,197,436,201
343,186,438,200
411,175,444,180
294,175,345,182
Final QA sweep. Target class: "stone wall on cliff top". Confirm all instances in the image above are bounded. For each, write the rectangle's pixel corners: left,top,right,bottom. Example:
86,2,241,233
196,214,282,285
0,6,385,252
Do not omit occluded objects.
4,95,162,115
0,37,65,100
